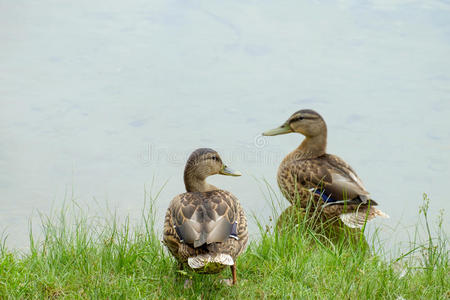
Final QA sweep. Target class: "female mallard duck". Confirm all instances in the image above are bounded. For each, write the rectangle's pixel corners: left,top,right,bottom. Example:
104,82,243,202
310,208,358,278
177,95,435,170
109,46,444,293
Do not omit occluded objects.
263,109,388,228
163,148,248,285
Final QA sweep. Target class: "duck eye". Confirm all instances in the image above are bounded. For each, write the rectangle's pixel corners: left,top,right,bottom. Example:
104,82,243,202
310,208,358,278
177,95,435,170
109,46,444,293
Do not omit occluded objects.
292,116,304,122
211,156,218,161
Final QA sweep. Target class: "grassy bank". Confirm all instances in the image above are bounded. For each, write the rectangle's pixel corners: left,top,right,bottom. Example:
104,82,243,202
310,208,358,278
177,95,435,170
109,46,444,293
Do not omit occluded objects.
0,191,448,299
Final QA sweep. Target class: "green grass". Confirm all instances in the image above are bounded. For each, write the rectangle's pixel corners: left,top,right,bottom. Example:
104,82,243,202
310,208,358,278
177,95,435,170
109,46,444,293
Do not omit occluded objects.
0,188,448,299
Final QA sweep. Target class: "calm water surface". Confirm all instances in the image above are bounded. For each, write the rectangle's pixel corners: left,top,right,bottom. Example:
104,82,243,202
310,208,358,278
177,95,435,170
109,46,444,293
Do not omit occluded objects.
1,0,449,251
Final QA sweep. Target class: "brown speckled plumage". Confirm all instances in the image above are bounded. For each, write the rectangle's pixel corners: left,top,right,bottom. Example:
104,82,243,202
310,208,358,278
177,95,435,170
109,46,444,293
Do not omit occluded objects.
277,153,379,221
163,190,247,272
162,148,247,279
264,110,388,228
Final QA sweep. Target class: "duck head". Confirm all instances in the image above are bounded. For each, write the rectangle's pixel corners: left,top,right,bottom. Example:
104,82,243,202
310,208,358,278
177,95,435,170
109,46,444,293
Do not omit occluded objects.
262,109,327,138
184,148,241,192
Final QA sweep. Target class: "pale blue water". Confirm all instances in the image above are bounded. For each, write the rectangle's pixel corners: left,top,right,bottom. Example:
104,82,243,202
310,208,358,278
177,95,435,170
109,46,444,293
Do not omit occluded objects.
1,0,449,251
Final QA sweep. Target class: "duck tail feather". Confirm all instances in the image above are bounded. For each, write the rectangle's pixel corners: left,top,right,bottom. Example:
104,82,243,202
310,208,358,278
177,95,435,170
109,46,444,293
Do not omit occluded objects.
188,253,234,269
373,208,389,218
339,207,389,228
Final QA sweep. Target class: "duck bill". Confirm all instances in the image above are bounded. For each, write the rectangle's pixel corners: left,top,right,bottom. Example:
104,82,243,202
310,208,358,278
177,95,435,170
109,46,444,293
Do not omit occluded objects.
262,123,292,136
219,165,242,176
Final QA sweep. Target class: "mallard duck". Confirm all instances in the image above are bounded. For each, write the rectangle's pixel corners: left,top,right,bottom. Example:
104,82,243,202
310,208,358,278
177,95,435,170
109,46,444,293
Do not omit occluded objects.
263,109,388,228
163,148,248,285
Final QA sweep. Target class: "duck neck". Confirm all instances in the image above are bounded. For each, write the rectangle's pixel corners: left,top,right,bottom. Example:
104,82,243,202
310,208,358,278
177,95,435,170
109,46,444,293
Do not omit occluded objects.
291,133,327,160
184,173,218,193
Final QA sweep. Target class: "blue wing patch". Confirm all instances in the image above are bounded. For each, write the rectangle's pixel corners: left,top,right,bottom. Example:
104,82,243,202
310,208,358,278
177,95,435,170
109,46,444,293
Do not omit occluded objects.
229,222,239,240
314,189,337,203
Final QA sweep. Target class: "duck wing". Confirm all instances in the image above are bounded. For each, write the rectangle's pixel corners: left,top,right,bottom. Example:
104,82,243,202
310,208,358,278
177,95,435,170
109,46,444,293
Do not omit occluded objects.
299,154,376,205
170,190,238,248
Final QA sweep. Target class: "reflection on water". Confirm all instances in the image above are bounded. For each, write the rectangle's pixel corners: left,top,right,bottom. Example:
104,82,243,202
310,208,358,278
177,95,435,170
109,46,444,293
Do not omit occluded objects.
0,0,449,250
